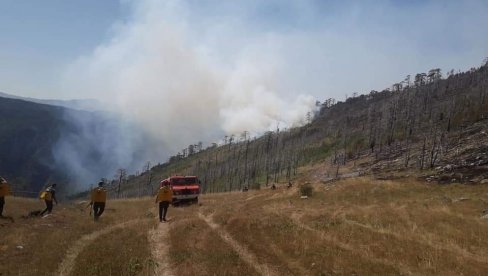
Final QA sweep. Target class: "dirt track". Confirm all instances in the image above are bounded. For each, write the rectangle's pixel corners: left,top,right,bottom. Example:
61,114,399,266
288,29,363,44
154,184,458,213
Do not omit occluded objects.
198,212,277,276
148,222,175,276
56,219,144,276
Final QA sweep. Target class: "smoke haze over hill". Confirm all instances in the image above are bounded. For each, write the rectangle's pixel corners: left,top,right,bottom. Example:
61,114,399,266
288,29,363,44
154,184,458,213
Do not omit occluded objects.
64,0,318,142
57,0,318,185
49,0,488,187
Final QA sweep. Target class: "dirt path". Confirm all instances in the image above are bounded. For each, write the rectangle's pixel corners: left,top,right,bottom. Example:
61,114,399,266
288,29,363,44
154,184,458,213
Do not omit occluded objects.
56,219,143,276
148,223,174,276
198,212,277,276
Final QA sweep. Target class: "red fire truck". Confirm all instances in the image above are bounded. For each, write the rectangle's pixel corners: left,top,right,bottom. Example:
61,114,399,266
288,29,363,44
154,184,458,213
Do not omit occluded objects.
164,175,201,205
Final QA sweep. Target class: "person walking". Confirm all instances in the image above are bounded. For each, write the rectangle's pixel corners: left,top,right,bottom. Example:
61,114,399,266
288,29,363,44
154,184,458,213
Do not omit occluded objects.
155,180,173,222
90,181,107,221
0,177,11,217
40,183,58,216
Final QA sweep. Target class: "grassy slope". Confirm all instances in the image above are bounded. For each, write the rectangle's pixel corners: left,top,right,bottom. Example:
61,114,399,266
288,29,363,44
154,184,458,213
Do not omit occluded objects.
195,179,488,275
2,176,488,275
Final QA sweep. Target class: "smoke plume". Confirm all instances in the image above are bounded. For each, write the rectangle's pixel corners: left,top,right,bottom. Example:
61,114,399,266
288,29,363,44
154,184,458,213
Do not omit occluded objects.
58,0,317,188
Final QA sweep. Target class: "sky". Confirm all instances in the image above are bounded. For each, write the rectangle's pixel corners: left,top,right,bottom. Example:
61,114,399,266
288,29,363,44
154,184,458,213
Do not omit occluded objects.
1,0,487,100
1,0,488,140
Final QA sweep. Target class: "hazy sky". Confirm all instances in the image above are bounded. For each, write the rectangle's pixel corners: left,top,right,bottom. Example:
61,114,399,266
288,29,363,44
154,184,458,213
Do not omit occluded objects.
1,0,487,101
1,0,488,140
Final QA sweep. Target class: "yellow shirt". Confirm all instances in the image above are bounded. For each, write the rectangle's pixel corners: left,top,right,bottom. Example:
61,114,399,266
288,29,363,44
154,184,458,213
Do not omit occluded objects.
0,183,10,197
156,187,173,202
91,188,107,203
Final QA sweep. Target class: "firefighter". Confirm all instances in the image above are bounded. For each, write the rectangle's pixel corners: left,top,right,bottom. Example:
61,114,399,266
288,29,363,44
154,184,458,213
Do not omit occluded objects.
90,181,107,221
0,177,11,217
155,180,173,222
40,183,58,216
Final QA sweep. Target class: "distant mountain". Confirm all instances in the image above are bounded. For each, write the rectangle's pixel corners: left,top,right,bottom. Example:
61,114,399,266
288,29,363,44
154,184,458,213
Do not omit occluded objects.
0,96,67,194
0,95,166,196
0,91,104,112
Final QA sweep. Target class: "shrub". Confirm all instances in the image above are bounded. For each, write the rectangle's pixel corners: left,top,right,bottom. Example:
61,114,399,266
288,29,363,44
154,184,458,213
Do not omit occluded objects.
299,183,313,197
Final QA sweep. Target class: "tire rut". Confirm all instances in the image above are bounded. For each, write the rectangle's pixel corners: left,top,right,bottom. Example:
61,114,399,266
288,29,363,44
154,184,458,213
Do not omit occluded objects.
56,219,143,276
148,222,174,276
198,212,277,276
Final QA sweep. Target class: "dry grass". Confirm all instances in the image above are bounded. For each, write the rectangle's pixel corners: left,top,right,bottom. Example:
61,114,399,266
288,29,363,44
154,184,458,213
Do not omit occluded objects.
71,219,155,276
2,178,488,275
164,206,257,275
193,177,488,275
0,196,156,276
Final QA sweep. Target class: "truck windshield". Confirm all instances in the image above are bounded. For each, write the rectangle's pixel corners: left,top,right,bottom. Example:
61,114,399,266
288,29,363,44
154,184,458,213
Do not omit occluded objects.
171,177,198,185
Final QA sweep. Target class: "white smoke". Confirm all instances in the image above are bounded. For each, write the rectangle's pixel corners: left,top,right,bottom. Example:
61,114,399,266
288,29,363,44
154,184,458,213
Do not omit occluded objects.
59,0,317,186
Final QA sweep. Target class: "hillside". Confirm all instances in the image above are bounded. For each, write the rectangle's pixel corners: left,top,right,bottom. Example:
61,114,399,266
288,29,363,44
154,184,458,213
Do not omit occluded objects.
0,97,67,193
0,96,161,196
2,62,488,276
114,63,488,197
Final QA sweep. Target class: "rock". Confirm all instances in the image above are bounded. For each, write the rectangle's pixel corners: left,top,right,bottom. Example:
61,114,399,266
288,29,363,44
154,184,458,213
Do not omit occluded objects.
481,214,488,220
481,179,488,184
443,164,453,171
16,245,24,250
453,197,469,202
300,196,308,199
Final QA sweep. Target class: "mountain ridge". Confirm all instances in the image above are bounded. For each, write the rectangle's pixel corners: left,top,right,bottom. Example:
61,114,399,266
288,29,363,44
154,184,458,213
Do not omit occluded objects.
0,91,104,112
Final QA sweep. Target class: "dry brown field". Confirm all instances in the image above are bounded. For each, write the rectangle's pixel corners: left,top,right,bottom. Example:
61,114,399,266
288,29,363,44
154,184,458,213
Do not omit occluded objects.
2,177,488,275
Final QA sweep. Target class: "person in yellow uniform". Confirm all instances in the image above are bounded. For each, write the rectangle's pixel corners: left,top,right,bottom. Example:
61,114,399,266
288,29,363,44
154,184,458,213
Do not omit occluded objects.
0,177,11,217
90,181,107,221
155,180,173,222
40,183,58,216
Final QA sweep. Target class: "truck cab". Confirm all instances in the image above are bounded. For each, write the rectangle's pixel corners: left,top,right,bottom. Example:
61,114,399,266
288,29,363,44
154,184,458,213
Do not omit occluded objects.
166,175,200,204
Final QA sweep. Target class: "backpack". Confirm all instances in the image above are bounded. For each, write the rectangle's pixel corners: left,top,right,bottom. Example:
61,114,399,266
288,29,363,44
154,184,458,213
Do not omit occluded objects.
39,188,52,200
